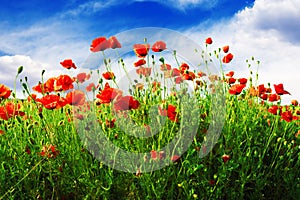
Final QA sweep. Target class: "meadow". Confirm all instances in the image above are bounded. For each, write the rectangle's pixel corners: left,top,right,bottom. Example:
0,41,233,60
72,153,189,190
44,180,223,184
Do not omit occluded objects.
0,35,299,199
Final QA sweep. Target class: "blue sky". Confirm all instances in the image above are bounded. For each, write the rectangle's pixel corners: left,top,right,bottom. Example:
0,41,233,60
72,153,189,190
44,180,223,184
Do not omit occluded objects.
0,0,300,104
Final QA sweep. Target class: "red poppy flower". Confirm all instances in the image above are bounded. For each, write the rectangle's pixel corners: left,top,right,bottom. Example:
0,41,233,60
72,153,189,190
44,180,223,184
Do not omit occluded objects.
164,68,181,78
179,63,189,72
291,100,298,106
197,71,206,77
102,71,115,80
222,45,229,53
76,72,90,83
268,105,281,115
268,93,280,102
222,53,234,63
134,59,146,67
274,83,290,95
136,67,152,77
227,77,236,84
239,78,247,85
151,40,166,52
33,77,56,94
152,81,161,92
37,94,67,109
228,84,245,95
113,96,140,111
222,154,230,163
54,75,75,92
151,150,158,160
281,111,294,122
40,144,60,158
257,84,266,95
0,84,11,99
90,37,110,52
160,63,172,71
66,90,86,106
0,102,25,120
108,36,121,49
182,71,196,81
175,76,183,84
171,155,180,162
86,83,98,92
96,83,122,104
158,106,167,116
150,150,165,161
133,44,150,57
205,37,213,45
259,93,268,100
0,129,5,135
225,71,234,77
60,59,77,69
167,104,178,122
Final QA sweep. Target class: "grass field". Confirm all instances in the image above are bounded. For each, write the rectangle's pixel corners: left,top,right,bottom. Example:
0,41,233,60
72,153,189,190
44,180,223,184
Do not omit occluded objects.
0,36,299,199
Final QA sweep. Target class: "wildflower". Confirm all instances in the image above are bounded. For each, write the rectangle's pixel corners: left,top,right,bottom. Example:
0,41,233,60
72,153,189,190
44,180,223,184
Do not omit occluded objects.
259,93,268,100
0,102,25,120
167,104,179,122
225,71,234,77
60,59,77,69
227,77,236,84
40,144,60,158
136,67,152,77
0,129,5,135
108,36,121,49
90,37,110,52
222,53,234,63
151,40,166,52
281,111,294,122
171,155,180,162
86,83,98,92
151,150,158,160
66,90,86,106
150,150,165,161
268,105,280,115
76,72,90,83
182,71,196,81
113,96,140,111
274,83,290,95
257,84,266,95
134,59,146,67
0,84,11,99
133,43,150,57
291,100,298,106
222,45,229,53
102,71,115,80
239,78,247,85
268,93,280,102
205,37,213,45
96,83,122,104
37,94,67,110
32,77,55,93
54,75,75,92
222,154,230,163
179,63,189,71
228,84,245,95
160,63,172,71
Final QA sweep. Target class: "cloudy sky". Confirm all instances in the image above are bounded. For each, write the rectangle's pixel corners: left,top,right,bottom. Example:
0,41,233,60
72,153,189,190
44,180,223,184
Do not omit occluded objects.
0,0,299,104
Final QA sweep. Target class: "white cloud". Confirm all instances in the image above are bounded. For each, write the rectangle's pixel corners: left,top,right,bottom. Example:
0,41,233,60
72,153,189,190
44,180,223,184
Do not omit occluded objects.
185,0,300,104
62,0,219,16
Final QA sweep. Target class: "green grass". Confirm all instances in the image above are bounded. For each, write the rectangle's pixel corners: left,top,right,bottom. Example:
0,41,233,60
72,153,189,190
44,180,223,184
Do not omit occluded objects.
0,37,300,199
